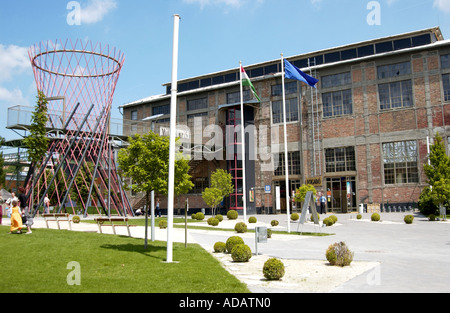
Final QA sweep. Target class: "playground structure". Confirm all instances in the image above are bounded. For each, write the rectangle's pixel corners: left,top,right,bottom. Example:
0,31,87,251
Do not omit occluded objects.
22,39,133,217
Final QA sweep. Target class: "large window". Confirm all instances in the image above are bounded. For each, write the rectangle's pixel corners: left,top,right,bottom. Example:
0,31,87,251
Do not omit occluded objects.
383,141,419,185
322,89,352,118
187,97,208,111
152,104,170,116
441,54,450,102
272,98,299,124
188,112,208,129
227,90,251,104
325,147,356,173
272,81,298,96
321,72,351,89
274,151,301,176
379,80,413,110
377,61,411,79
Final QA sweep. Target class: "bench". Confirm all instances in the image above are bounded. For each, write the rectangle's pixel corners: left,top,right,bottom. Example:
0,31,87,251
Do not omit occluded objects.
95,217,131,237
42,213,72,231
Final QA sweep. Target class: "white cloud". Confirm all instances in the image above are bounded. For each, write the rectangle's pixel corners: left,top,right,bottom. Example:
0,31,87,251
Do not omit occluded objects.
434,0,450,13
80,0,117,24
0,44,30,83
0,86,27,104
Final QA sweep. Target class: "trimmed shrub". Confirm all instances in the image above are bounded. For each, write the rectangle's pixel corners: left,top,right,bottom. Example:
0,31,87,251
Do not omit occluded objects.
207,217,219,226
371,213,381,222
291,213,299,221
226,236,244,253
248,216,257,224
215,214,223,222
329,215,338,223
159,220,167,229
404,215,414,224
263,258,285,281
213,242,227,253
271,220,279,227
267,228,272,238
356,214,362,220
191,213,197,220
323,217,334,227
227,210,238,220
231,244,252,262
235,222,248,233
72,216,81,224
195,212,205,221
429,214,436,221
310,213,320,222
326,242,354,267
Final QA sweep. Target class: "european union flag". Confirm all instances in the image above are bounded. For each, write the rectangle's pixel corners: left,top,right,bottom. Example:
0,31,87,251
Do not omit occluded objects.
284,59,319,88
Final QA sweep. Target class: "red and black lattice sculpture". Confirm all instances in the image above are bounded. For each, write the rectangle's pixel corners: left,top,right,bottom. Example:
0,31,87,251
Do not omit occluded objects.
26,39,132,217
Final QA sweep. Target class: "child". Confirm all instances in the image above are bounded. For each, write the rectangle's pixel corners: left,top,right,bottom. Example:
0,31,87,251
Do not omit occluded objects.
9,199,23,234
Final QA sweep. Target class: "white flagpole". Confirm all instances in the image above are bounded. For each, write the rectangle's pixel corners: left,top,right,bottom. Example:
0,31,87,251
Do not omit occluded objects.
281,54,291,233
239,61,247,222
167,14,180,263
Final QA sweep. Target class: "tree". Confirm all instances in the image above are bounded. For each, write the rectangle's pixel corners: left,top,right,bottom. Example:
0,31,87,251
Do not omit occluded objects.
118,132,194,209
420,133,450,215
202,169,234,216
294,184,317,204
23,91,50,209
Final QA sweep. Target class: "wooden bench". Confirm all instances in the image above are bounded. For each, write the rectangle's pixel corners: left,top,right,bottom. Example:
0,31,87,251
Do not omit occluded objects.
95,217,131,237
42,213,72,231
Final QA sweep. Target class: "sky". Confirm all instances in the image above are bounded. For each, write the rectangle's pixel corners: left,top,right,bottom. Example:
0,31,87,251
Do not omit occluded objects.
1,0,450,144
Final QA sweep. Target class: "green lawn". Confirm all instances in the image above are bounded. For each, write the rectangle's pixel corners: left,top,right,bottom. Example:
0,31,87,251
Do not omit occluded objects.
0,226,249,293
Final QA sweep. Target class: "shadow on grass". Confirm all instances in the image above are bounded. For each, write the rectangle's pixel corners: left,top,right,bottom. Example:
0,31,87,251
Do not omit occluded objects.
100,242,167,260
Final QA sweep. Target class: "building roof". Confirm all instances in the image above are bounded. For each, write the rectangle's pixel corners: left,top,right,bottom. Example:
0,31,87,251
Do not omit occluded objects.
122,27,446,109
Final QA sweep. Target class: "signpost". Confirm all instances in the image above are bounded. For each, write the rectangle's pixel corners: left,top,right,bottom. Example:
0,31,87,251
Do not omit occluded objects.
255,226,268,256
297,191,321,234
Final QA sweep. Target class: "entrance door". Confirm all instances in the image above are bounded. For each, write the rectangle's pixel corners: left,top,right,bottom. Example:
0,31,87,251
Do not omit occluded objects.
326,177,356,213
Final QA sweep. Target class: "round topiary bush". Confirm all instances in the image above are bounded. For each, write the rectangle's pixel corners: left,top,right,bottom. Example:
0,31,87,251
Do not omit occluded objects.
159,220,167,229
226,236,244,253
227,210,238,220
271,220,279,227
429,214,436,221
404,215,414,224
326,242,354,267
215,214,223,222
72,216,80,224
329,215,338,224
191,213,197,220
310,213,320,222
231,244,252,262
207,217,219,226
291,213,299,221
263,258,285,281
248,216,257,223
195,212,205,221
213,241,227,253
371,213,381,222
267,228,272,238
323,217,334,227
234,222,248,233
356,214,362,220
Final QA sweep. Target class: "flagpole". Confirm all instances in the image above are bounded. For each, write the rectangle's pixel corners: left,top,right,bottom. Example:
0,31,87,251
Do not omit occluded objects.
281,53,291,233
166,13,180,263
239,61,247,222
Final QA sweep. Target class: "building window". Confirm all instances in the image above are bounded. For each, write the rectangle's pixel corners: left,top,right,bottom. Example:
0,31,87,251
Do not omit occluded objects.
274,151,301,176
227,90,251,104
131,110,138,121
383,141,419,185
187,98,208,111
321,72,351,89
443,74,450,102
272,98,299,124
188,112,208,129
325,147,356,173
441,54,450,69
322,89,352,118
153,104,170,116
378,80,413,110
189,177,209,194
377,61,411,79
272,81,298,96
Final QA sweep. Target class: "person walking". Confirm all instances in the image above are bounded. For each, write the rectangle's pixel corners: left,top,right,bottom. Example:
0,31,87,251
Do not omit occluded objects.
156,198,161,218
44,194,50,214
319,193,327,214
18,187,33,234
9,199,23,234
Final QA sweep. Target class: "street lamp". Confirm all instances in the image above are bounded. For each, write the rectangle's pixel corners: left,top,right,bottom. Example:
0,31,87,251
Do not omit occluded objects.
142,113,164,249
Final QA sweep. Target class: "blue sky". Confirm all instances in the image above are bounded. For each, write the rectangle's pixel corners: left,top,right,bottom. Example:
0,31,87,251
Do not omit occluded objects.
1,0,450,143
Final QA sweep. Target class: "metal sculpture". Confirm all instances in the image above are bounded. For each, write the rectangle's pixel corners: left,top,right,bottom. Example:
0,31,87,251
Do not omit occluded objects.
26,39,132,217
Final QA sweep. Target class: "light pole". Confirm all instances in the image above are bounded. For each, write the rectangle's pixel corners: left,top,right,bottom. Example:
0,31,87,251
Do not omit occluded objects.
142,114,164,248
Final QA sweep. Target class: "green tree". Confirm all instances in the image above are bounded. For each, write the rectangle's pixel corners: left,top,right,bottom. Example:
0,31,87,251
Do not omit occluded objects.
202,169,234,216
202,187,223,216
420,133,450,215
294,184,317,203
118,132,194,209
23,91,50,208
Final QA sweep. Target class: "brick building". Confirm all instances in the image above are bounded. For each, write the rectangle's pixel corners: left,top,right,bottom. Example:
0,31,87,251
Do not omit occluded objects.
121,27,450,215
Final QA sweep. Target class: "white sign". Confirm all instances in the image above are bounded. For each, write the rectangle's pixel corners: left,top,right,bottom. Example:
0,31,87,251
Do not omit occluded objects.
160,127,191,140
276,186,281,212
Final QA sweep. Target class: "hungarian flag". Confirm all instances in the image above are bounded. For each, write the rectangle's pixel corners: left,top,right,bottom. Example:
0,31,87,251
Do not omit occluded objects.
241,66,262,102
